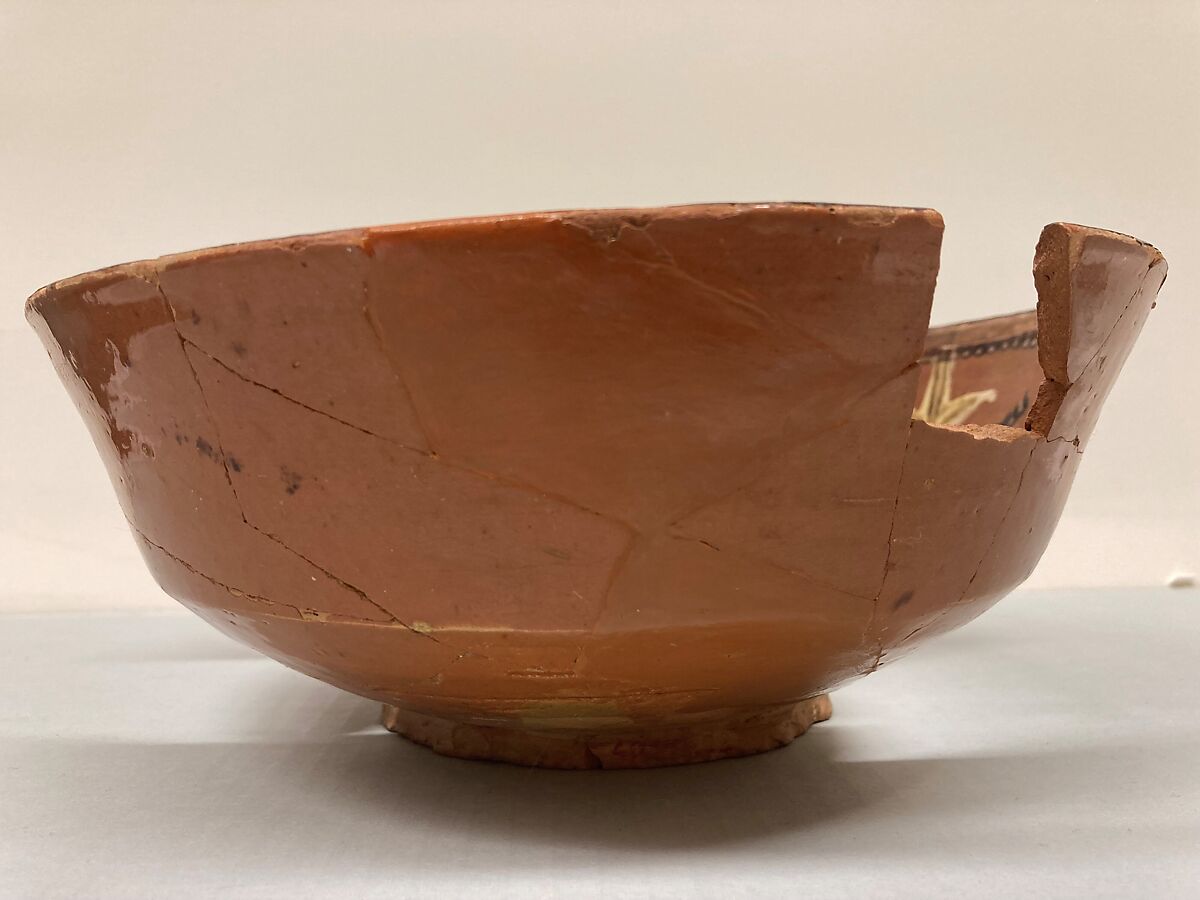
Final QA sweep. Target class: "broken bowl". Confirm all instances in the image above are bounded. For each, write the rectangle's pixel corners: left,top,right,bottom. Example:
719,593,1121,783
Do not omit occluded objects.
27,203,1166,767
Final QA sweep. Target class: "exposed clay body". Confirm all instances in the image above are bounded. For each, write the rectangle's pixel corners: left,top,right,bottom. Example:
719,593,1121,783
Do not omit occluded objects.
26,205,1166,768
383,695,833,769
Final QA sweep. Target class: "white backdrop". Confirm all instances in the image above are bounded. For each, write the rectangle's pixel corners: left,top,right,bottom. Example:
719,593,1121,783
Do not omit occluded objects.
2,1,1196,611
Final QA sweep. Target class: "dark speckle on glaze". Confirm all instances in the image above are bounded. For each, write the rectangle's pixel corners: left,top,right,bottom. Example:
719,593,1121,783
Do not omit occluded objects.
281,467,303,495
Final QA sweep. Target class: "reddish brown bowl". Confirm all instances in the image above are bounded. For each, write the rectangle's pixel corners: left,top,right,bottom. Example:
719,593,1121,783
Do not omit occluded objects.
27,204,1166,767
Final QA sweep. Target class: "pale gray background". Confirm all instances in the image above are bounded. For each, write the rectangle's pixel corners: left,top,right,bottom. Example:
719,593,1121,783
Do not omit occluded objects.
2,0,1197,604
3,589,1198,898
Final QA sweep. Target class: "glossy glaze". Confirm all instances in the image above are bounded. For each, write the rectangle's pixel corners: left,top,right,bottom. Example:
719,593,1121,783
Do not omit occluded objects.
27,205,1166,767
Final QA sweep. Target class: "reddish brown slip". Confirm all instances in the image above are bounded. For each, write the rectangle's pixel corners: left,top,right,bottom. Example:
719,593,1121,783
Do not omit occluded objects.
27,205,1166,767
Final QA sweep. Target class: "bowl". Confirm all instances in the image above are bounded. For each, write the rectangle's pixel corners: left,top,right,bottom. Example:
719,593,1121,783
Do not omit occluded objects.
27,203,1167,767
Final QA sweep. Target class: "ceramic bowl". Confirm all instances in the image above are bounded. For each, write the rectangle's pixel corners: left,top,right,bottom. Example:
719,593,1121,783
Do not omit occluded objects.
27,204,1166,767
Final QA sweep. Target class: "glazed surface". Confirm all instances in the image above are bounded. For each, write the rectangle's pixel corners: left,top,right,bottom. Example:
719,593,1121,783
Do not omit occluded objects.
27,204,1166,760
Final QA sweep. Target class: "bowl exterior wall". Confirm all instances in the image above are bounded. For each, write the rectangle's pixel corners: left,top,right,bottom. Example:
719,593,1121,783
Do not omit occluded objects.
27,206,1164,728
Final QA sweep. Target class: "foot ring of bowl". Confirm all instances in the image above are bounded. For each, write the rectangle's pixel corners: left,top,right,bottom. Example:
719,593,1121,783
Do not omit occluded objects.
381,694,833,769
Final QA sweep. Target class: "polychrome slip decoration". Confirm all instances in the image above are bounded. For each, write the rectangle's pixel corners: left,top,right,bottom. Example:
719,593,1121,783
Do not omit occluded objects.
915,327,1039,427
916,321,1041,427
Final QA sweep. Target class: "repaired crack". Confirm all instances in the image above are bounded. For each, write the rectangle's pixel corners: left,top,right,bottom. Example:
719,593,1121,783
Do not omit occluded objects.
180,334,432,458
674,531,879,603
561,214,774,330
861,416,917,673
1036,261,1161,445
572,214,886,370
147,267,438,642
958,441,1037,601
443,456,638,535
250,525,439,639
1070,255,1164,387
154,298,636,542
132,525,306,621
170,309,635,537
868,232,1163,672
360,262,439,455
559,210,898,371
137,270,250,523
875,419,915,598
946,237,1163,607
666,362,922,532
585,531,641,636
1026,238,1163,438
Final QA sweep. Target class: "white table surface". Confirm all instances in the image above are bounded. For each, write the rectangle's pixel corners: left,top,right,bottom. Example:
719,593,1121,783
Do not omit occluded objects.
2,587,1197,899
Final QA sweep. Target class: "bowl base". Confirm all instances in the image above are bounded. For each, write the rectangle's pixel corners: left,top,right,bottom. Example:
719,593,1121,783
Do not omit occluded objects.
381,694,832,769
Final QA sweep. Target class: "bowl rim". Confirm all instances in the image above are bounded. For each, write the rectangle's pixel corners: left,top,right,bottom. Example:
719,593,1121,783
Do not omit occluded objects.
25,202,1162,333
25,201,945,319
